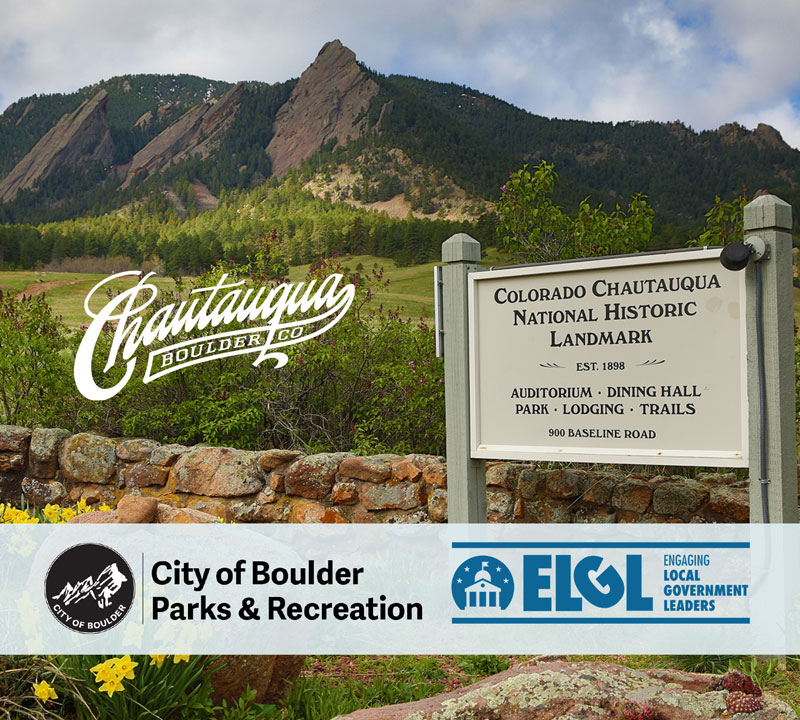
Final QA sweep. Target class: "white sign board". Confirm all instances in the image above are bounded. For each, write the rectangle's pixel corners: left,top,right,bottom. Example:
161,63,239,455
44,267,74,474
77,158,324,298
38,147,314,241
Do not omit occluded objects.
469,249,747,466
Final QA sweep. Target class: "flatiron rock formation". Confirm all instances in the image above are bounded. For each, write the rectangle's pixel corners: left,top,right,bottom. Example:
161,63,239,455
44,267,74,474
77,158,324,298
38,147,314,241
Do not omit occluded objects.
266,39,380,178
121,82,245,188
0,90,113,202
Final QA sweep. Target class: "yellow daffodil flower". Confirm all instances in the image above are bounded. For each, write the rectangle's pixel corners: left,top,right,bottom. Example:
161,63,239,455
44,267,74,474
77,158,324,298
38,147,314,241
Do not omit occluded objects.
112,654,138,680
173,654,190,663
98,677,124,697
149,654,167,668
32,680,58,702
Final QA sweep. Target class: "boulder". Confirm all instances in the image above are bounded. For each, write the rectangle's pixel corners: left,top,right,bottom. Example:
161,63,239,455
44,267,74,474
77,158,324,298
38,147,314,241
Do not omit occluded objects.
29,428,71,478
708,486,750,522
171,447,264,497
149,444,189,467
283,452,352,499
120,462,169,488
116,496,158,523
339,455,399,482
116,438,159,462
360,482,425,511
652,479,709,516
612,478,653,514
155,504,219,524
0,425,31,452
21,478,67,506
68,510,118,524
422,463,447,488
292,499,348,523
59,433,117,485
331,661,796,720
259,449,304,472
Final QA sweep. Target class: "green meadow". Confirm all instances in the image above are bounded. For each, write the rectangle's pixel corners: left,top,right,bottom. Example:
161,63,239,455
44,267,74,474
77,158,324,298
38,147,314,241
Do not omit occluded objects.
2,248,794,329
0,248,510,328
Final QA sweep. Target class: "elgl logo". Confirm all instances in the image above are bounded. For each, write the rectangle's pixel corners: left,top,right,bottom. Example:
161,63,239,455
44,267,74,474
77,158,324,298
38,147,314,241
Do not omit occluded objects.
45,543,135,633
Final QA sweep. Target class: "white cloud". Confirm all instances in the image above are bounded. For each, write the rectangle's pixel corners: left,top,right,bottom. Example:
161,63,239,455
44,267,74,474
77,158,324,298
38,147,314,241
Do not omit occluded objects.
0,0,798,150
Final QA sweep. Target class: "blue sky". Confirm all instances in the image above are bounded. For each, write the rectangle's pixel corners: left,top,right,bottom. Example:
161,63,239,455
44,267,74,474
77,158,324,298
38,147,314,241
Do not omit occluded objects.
1,0,799,149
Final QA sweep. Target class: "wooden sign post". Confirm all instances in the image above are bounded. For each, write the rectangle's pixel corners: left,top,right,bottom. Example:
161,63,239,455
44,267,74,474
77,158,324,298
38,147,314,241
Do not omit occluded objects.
442,194,797,525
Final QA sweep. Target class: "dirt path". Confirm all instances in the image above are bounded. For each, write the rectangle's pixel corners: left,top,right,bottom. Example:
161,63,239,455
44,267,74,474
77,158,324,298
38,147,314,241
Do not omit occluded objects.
16,278,83,298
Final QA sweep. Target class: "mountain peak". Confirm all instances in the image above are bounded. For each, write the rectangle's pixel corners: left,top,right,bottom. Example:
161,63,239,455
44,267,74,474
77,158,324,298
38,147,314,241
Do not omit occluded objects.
316,39,349,61
265,40,380,178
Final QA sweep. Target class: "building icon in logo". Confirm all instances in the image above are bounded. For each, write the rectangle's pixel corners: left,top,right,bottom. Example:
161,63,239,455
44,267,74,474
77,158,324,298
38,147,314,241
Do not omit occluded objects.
451,555,514,611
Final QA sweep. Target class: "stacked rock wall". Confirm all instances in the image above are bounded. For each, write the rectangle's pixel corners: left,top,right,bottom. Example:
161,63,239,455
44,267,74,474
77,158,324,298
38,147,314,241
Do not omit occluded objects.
0,425,761,523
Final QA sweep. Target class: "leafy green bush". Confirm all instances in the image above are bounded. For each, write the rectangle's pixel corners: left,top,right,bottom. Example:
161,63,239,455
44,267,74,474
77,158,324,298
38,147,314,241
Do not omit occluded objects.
496,162,653,263
0,291,71,427
35,251,445,455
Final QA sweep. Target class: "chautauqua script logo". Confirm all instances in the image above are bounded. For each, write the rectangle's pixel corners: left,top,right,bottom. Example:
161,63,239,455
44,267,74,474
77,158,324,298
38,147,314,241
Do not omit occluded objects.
74,271,356,400
45,543,135,633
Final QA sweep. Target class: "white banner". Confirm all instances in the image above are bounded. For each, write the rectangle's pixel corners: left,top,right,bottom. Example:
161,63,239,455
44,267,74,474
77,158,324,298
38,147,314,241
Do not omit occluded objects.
1,524,797,654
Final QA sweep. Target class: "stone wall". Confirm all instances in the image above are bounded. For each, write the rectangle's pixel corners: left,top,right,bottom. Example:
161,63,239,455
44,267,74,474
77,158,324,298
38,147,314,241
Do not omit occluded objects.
0,425,760,523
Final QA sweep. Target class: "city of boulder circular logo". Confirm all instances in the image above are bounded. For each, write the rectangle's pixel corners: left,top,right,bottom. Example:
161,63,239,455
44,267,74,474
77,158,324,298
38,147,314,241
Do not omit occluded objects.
45,543,135,633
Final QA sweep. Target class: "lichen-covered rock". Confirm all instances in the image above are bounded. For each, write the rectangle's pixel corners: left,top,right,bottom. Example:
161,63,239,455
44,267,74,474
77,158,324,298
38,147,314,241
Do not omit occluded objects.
428,488,448,522
708,486,749,522
229,499,278,522
116,438,159,462
29,427,71,478
517,468,547,500
486,463,519,490
331,481,359,505
524,499,572,523
155,504,219,523
283,452,352,499
392,455,443,482
171,447,264,497
120,462,169,488
487,489,514,521
547,469,588,499
148,444,189,467
360,482,425,511
68,482,118,505
0,453,26,472
652,479,708,516
292,499,348,523
422,462,447,487
0,425,31,452
259,449,304,473
612,478,654,513
330,661,796,720
339,455,399,482
59,433,117,485
21,477,67,506
582,473,619,505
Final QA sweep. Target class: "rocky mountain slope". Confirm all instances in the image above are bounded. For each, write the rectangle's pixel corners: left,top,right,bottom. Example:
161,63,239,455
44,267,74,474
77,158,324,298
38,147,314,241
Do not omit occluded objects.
121,82,246,188
0,90,113,202
1,40,799,231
